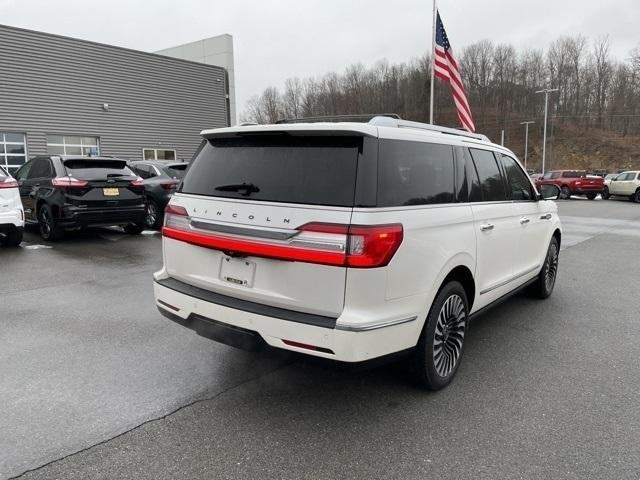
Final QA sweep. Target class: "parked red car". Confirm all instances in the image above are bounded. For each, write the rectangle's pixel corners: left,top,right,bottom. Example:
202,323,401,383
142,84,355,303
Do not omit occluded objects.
535,170,604,200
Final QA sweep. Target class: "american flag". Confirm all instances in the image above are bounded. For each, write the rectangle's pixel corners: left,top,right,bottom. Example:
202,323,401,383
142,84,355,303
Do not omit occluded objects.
434,11,476,132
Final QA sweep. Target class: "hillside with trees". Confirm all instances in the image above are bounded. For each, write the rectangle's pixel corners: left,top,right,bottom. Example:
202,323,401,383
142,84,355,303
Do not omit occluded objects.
243,36,640,172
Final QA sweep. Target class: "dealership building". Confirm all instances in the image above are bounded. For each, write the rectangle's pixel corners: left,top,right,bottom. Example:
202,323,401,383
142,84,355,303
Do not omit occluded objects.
0,24,234,174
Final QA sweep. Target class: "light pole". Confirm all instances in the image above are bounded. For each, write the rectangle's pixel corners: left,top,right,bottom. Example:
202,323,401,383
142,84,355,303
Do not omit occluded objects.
520,121,535,171
535,88,558,174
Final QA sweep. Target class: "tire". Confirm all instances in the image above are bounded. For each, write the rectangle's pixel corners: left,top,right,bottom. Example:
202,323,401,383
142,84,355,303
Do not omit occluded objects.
633,189,640,203
601,187,610,200
586,193,596,200
529,236,559,299
124,223,144,235
38,204,64,241
412,281,468,390
560,186,571,199
144,199,162,229
1,227,23,247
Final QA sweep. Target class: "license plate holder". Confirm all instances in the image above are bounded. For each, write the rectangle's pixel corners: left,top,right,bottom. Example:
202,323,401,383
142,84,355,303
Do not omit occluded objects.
219,257,256,287
103,187,120,196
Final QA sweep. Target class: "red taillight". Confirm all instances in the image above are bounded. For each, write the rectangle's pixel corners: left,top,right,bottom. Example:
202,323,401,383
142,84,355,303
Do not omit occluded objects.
160,181,178,191
130,177,145,187
345,224,404,268
52,177,89,188
0,178,18,189
161,215,403,268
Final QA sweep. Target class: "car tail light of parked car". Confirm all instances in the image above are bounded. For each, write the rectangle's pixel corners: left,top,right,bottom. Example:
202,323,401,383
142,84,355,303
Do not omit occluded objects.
160,180,179,191
130,177,145,187
0,177,19,189
162,204,403,268
52,176,90,189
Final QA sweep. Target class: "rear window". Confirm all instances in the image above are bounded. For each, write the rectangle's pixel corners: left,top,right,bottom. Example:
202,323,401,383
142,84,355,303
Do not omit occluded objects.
181,136,361,207
377,139,455,207
64,159,133,179
163,164,187,179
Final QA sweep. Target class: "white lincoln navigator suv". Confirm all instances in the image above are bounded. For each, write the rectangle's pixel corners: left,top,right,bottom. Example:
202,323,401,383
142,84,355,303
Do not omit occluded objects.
154,115,562,389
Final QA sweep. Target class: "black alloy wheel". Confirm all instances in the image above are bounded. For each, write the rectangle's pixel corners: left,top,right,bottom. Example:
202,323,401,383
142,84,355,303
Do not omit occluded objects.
38,205,63,241
529,236,559,299
413,281,468,390
145,200,160,229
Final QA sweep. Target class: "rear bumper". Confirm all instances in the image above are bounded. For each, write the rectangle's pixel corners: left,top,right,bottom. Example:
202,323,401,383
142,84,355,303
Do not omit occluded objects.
0,209,24,228
59,206,145,228
153,275,422,362
572,187,603,194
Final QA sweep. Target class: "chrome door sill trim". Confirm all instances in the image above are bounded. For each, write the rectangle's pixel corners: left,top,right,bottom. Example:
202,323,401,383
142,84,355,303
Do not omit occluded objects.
480,265,540,295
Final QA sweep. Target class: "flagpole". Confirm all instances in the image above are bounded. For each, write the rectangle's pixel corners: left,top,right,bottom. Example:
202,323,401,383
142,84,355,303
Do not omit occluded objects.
429,0,436,124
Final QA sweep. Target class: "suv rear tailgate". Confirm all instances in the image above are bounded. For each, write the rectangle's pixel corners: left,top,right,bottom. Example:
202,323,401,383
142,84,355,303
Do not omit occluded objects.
161,134,365,318
163,196,352,317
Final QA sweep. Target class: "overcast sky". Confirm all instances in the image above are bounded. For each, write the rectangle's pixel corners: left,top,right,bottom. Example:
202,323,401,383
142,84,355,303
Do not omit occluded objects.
1,0,638,117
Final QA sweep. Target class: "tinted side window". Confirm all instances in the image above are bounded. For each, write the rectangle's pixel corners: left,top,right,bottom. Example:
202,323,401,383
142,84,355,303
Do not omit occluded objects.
454,147,468,202
551,172,561,179
378,140,454,207
463,148,482,202
499,154,534,201
14,162,32,181
28,158,53,179
133,164,153,179
469,149,507,201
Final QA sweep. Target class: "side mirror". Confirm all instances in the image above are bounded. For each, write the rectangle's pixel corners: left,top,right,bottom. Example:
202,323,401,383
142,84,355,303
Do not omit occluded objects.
538,184,561,200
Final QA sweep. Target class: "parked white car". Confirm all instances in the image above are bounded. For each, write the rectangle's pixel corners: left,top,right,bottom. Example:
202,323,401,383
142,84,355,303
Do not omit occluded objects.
0,166,24,247
153,116,562,389
602,171,640,202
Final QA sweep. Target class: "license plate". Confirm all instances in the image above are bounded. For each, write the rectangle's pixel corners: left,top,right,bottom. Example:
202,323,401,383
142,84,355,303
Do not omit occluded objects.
219,257,256,287
103,187,119,196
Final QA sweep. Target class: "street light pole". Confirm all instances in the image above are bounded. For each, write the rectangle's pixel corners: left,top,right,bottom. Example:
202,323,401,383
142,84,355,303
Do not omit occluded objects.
535,88,559,175
520,121,535,171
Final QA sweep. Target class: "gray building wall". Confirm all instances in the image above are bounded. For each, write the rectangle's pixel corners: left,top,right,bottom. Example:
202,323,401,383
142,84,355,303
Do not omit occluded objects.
156,34,236,125
0,24,229,162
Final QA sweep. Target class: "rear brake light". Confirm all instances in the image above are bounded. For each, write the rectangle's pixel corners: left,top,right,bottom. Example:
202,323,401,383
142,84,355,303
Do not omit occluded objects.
130,177,144,187
52,177,89,188
160,181,178,191
161,216,403,268
0,178,18,189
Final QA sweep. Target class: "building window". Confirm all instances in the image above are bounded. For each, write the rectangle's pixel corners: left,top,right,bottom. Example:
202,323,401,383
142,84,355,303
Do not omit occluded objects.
143,148,176,161
47,135,100,156
0,132,27,174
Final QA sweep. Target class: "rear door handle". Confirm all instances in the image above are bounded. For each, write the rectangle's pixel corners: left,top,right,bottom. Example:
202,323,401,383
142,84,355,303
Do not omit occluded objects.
519,217,530,225
480,223,494,231
540,213,552,220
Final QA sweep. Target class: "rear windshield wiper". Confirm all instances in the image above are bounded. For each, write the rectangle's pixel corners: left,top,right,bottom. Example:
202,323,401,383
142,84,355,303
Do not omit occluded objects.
214,182,260,196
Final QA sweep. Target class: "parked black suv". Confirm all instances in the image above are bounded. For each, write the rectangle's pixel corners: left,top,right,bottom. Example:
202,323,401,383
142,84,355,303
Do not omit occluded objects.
128,160,188,229
14,156,146,241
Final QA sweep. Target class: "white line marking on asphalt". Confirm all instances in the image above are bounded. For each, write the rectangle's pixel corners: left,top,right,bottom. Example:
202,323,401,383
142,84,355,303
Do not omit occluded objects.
22,244,53,250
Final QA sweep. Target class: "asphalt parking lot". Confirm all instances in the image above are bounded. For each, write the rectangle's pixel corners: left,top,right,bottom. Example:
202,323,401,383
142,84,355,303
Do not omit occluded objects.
1,198,639,480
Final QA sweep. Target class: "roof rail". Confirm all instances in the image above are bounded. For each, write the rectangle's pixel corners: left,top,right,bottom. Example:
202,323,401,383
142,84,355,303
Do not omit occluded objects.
368,116,491,142
276,113,400,124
